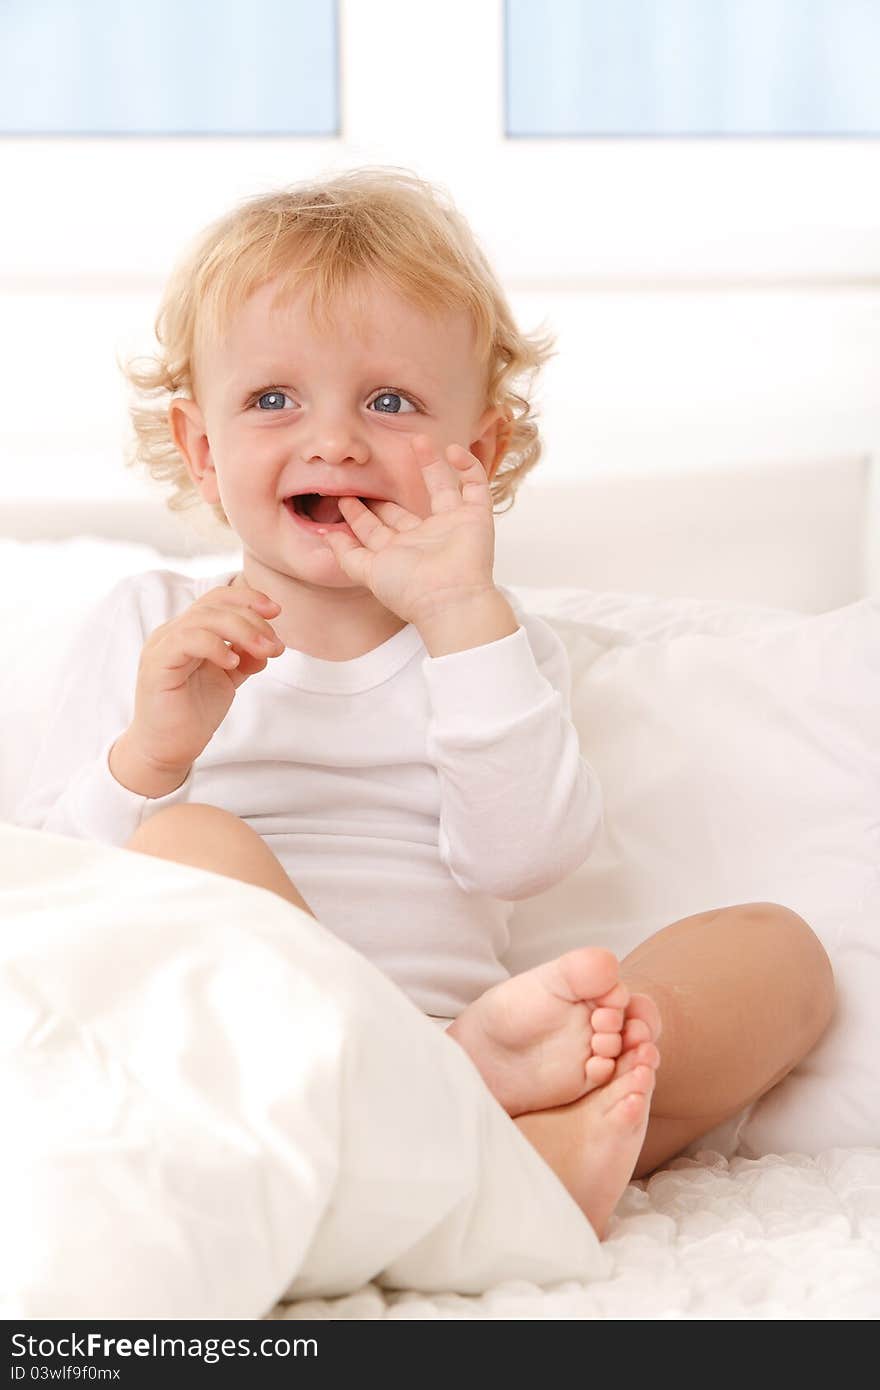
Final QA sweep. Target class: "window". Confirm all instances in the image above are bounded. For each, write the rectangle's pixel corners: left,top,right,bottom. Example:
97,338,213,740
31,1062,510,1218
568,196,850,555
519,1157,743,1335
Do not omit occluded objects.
0,0,338,135
506,0,880,136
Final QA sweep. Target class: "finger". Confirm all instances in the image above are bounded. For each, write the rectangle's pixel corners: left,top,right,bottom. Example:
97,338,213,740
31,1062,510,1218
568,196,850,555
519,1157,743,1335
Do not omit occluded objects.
410,434,463,515
337,495,396,551
225,646,270,685
364,497,422,532
319,527,373,585
444,443,493,509
194,603,283,644
201,585,280,616
178,609,285,661
158,628,246,678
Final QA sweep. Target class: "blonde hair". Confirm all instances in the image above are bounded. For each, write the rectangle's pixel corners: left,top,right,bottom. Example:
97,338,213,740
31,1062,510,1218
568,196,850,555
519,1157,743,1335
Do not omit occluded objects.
120,166,556,530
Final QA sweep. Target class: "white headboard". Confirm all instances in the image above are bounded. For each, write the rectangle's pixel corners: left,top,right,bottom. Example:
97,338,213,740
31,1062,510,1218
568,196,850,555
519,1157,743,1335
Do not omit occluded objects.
0,452,871,613
492,453,872,611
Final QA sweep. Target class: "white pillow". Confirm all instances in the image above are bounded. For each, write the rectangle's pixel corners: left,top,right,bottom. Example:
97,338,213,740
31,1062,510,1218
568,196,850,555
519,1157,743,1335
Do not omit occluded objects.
503,586,880,1158
0,538,239,823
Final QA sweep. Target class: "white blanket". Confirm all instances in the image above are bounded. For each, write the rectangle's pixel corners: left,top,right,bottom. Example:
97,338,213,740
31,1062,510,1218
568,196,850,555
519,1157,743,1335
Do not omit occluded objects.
4,799,879,1322
0,822,605,1319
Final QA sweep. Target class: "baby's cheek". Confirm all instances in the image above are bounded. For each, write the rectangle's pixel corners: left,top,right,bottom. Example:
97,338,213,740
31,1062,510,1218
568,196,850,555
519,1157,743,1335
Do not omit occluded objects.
402,479,433,517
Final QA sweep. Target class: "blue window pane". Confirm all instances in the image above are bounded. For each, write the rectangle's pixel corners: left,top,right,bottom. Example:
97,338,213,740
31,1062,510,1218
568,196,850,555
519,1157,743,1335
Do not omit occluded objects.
505,0,880,136
0,0,338,135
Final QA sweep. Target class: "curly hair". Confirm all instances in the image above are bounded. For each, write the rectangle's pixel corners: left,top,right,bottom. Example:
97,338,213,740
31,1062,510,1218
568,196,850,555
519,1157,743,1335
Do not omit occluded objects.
119,166,556,531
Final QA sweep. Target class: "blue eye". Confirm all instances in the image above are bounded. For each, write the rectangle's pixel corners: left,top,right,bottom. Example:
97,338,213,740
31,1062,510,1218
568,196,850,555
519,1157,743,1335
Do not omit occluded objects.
369,391,417,414
255,391,293,411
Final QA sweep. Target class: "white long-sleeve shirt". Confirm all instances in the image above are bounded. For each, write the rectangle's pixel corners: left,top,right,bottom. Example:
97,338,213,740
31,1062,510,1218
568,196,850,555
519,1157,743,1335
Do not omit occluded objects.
15,568,603,1017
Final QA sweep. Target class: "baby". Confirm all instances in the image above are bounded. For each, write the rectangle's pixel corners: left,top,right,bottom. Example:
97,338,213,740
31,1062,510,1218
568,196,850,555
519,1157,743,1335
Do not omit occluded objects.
17,168,834,1241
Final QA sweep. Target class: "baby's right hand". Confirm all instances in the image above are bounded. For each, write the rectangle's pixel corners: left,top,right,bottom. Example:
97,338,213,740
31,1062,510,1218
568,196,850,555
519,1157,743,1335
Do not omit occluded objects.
125,584,286,776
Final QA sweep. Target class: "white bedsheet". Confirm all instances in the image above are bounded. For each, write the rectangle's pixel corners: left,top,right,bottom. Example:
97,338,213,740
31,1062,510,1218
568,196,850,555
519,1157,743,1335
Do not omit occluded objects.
0,821,606,1319
275,1148,880,1319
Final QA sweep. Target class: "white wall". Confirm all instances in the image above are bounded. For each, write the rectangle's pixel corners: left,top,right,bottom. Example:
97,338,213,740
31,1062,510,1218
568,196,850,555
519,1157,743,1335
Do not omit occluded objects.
1,1,879,567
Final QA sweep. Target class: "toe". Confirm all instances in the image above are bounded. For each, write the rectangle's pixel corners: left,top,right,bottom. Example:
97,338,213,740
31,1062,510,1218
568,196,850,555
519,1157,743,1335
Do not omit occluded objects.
626,992,662,1041
628,1064,656,1095
594,982,630,1011
616,1063,655,1099
554,947,621,1003
622,1018,651,1047
619,1089,650,1124
591,1006,625,1033
592,1031,623,1058
616,1041,660,1077
600,1062,656,1119
585,1054,616,1085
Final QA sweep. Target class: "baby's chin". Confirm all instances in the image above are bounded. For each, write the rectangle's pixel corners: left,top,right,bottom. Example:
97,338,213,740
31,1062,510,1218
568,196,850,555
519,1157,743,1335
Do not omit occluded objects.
271,545,372,595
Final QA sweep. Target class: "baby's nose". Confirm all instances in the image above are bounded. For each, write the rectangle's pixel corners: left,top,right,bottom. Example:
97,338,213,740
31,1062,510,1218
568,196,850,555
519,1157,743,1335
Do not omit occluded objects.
305,426,369,468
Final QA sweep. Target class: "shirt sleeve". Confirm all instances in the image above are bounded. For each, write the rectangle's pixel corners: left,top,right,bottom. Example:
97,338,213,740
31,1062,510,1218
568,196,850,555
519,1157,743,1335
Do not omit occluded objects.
13,574,194,844
420,591,603,900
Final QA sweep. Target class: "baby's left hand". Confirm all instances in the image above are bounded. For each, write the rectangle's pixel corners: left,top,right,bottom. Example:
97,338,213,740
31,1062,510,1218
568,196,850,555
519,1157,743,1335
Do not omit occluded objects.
318,434,498,626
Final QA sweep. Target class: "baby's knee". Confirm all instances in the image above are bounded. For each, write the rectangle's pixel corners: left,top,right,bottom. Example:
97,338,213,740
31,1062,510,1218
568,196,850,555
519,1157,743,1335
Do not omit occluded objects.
127,802,246,848
749,902,835,1046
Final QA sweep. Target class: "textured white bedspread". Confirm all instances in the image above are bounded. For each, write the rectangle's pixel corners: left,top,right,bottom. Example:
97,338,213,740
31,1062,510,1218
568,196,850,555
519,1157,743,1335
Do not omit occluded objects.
275,1147,880,1320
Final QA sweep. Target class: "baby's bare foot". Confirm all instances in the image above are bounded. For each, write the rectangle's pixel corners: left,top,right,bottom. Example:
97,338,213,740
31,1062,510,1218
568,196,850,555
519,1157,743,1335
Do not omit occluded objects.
515,1039,660,1240
447,948,641,1117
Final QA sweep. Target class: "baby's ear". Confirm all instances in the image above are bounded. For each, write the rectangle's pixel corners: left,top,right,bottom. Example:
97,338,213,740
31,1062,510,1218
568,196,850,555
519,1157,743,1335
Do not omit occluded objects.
169,398,218,499
495,412,513,459
473,409,512,481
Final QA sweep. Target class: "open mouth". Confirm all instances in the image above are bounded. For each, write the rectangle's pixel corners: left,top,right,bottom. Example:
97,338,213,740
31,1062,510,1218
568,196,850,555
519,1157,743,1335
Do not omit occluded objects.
284,493,376,531
290,493,348,525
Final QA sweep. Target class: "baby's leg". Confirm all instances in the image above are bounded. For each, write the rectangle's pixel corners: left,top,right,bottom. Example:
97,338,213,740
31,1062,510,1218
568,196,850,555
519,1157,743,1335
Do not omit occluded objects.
619,901,835,1177
124,803,317,918
125,805,660,1239
514,902,833,1233
126,815,832,1202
